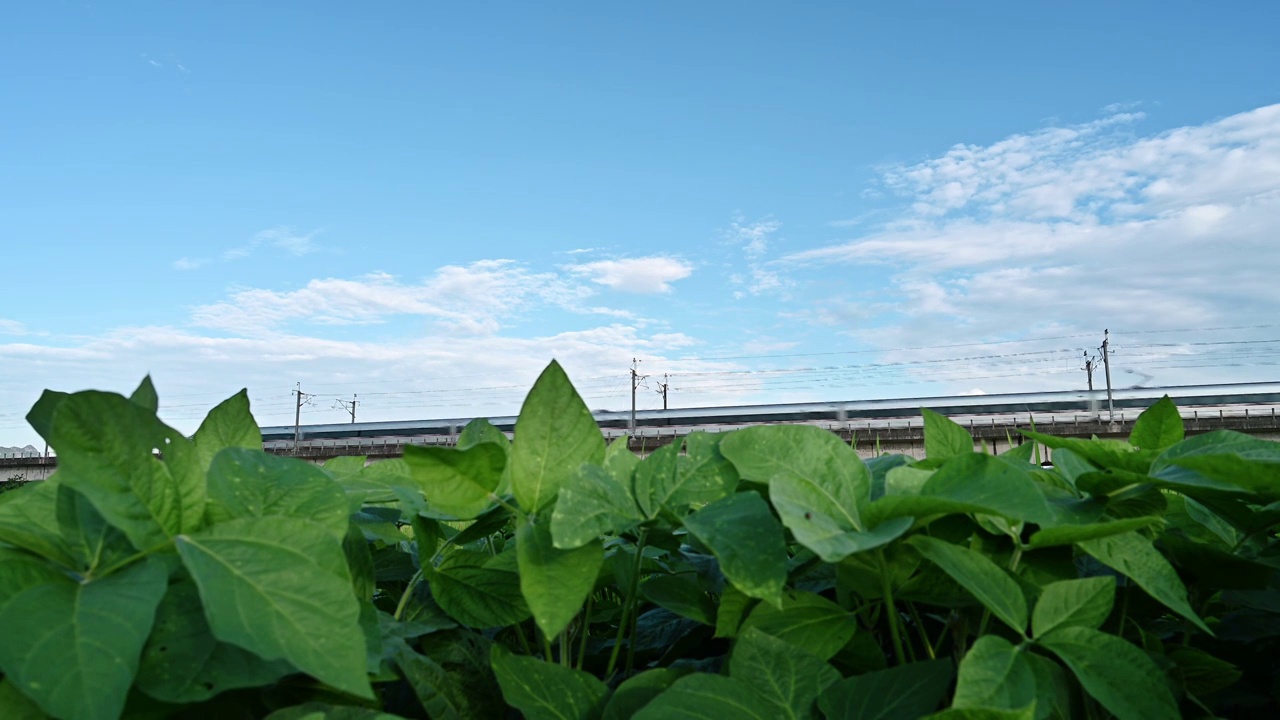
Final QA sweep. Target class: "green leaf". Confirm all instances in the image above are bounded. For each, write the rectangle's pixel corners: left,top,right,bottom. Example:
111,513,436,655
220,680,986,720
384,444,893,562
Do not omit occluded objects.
739,590,858,660
924,408,975,460
886,465,934,496
1076,531,1209,633
265,703,409,720
551,465,644,549
602,668,681,720
344,522,376,602
632,443,680,519
24,389,68,443
458,417,510,450
0,551,168,720
1020,431,1156,476
0,479,77,568
641,573,716,625
818,658,953,720
135,575,293,703
1023,652,1071,720
175,517,372,698
682,492,788,606
714,584,755,638
47,391,194,548
1167,647,1241,696
0,679,46,720
490,645,610,720
1038,626,1178,720
1154,430,1280,498
632,674,771,720
509,361,605,513
673,432,740,511
428,564,531,628
404,443,505,520
130,375,159,413
720,425,870,530
55,483,133,575
926,706,1035,720
517,519,603,638
1031,577,1114,638
953,636,1036,711
865,454,1054,528
193,390,262,472
448,504,513,546
1026,516,1161,548
323,455,368,481
394,630,503,720
207,448,351,539
908,536,1028,634
730,627,840,720
1128,396,1184,451
603,438,640,483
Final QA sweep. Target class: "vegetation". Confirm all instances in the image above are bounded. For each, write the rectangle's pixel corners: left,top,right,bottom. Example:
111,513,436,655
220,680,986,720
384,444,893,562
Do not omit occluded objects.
1,361,1279,719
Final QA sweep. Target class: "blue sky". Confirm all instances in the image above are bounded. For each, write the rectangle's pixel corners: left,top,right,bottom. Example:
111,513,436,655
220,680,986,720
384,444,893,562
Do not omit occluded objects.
3,1,1279,446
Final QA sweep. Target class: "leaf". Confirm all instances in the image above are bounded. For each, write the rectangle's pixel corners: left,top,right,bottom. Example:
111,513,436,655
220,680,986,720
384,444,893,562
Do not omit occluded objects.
953,636,1036,711
885,466,934,496
818,658,953,720
344,522,376,602
509,361,605,513
865,455,1055,528
46,391,194,548
673,432,740,511
720,425,870,530
404,442,505,520
1167,647,1241,696
135,576,293,703
1031,577,1115,638
739,590,858,660
428,564,531,628
682,492,788,606
926,706,1035,720
730,627,840,719
0,551,168,720
1026,516,1162,548
449,504,513,546
55,483,133,575
714,584,755,638
1128,396,1184,451
265,703,409,720
908,536,1028,634
1023,652,1071,720
0,479,77,568
1038,627,1178,720
193,390,262,472
632,674,772,720
323,455,368,481
23,389,68,444
1020,431,1157,476
394,630,503,720
490,645,610,720
130,375,159,412
175,517,372,698
641,573,716,625
603,438,641,484
632,443,681,519
0,679,46,720
517,519,603,638
206,448,351,539
1154,430,1280,498
603,668,681,720
1077,531,1209,633
924,408,975,461
551,464,643,549
457,417,509,450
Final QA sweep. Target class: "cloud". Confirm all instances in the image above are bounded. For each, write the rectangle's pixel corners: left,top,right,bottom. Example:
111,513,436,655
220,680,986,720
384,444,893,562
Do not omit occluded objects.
567,256,693,293
0,319,28,336
172,226,322,270
173,257,207,270
191,261,601,335
784,104,1280,362
724,216,781,257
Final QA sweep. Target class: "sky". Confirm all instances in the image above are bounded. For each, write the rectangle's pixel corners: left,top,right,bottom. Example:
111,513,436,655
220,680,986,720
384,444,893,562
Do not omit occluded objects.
2,1,1279,447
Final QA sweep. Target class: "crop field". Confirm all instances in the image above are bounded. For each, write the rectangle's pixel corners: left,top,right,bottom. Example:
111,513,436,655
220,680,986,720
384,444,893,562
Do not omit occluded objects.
1,361,1278,719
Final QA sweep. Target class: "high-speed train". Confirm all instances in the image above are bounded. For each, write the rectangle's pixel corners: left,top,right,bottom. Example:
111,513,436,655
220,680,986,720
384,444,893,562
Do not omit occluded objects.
259,381,1280,443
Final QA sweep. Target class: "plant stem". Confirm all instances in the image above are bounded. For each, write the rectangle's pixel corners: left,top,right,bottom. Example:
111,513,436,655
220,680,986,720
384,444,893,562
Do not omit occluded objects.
393,569,424,620
605,530,647,679
577,595,594,671
559,630,570,667
488,493,527,521
542,630,554,663
878,548,907,666
92,539,172,579
515,622,533,656
908,602,936,660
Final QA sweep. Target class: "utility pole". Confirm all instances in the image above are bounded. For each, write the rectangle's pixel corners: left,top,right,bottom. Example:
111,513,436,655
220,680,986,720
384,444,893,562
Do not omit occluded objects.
334,395,358,423
630,358,647,434
656,373,670,410
1100,330,1116,427
1081,351,1098,391
293,383,314,451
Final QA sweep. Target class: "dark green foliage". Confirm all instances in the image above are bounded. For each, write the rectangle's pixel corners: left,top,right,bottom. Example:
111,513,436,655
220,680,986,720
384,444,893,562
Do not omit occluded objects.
0,365,1277,718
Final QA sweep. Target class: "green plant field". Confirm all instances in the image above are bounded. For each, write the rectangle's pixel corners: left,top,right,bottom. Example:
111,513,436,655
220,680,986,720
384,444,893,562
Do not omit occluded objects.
2,361,1279,719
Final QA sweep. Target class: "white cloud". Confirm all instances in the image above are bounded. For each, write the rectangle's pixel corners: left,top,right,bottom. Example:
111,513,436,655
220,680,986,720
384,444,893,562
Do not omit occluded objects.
567,257,693,293
191,261,599,334
173,226,322,270
0,319,28,336
725,216,781,257
173,257,207,270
